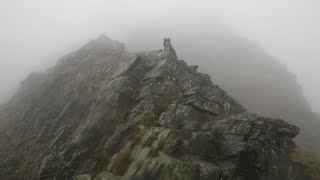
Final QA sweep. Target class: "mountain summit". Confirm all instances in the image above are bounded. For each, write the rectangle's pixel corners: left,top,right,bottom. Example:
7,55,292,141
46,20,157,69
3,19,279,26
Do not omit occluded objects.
0,36,315,179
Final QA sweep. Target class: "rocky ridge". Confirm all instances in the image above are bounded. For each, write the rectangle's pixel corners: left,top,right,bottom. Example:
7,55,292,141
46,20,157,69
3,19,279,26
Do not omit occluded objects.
0,35,315,179
126,21,320,156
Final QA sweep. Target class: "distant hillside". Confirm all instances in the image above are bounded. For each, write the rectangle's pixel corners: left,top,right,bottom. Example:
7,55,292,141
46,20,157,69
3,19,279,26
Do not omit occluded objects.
126,18,320,155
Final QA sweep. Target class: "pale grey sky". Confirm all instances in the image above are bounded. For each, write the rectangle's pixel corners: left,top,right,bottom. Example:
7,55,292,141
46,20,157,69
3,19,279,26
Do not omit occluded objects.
0,0,320,112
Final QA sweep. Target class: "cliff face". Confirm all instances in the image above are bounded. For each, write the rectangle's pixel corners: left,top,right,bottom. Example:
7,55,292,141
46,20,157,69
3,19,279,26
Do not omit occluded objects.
0,36,314,179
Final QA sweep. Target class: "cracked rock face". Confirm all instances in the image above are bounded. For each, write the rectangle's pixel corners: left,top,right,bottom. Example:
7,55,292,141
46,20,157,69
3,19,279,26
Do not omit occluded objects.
0,36,315,180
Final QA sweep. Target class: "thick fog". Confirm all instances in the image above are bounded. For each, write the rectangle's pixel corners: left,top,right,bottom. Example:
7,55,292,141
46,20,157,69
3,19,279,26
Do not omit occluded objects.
1,0,320,112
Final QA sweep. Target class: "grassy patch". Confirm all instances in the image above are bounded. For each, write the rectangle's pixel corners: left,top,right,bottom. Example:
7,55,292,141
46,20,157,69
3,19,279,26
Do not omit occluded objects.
290,147,320,179
110,148,132,175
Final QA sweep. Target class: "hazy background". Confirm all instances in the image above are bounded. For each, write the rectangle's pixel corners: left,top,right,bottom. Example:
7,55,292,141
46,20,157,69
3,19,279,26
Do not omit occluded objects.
0,0,320,112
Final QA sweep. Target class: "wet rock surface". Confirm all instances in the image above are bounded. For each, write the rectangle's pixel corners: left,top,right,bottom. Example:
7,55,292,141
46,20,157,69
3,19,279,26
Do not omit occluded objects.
0,36,315,179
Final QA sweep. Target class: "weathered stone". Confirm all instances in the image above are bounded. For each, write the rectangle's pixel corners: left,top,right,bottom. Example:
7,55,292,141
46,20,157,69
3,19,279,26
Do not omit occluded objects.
0,36,315,180
94,171,125,180
75,174,92,180
38,154,60,179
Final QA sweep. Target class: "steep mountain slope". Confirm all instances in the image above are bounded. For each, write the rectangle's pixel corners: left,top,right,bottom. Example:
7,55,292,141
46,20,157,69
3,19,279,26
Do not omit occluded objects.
126,20,320,155
0,35,315,179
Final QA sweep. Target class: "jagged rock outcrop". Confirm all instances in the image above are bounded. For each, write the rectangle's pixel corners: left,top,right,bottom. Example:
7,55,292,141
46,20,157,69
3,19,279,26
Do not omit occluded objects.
0,36,315,179
126,19,320,157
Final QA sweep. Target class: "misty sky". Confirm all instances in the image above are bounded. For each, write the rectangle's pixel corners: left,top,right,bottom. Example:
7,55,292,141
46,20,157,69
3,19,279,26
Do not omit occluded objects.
0,0,320,112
